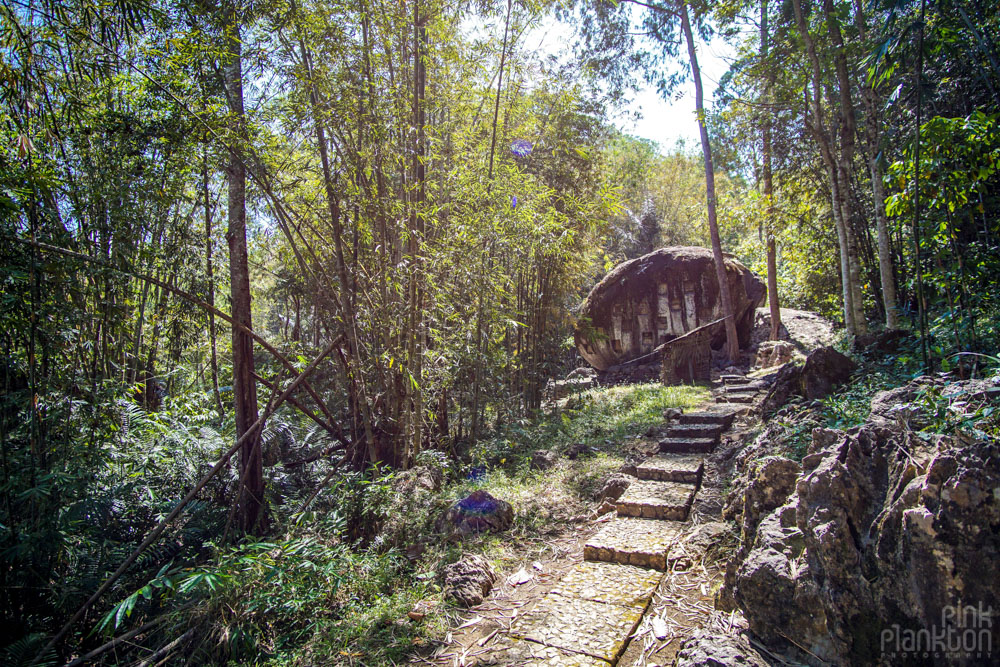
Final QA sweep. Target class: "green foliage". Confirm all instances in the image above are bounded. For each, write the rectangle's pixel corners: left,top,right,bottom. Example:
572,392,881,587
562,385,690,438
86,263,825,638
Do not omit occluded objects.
470,383,710,467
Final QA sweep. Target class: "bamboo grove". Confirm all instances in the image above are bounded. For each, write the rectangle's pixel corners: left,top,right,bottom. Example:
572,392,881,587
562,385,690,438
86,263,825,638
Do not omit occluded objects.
1,0,999,662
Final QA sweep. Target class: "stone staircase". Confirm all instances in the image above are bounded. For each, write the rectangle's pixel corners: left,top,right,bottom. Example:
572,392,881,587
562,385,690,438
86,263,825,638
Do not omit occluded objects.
475,378,764,666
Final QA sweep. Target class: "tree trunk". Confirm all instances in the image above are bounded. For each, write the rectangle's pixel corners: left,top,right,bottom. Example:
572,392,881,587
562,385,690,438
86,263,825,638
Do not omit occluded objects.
792,0,859,335
853,0,899,329
204,141,225,418
223,5,264,534
760,0,782,341
680,2,739,361
821,0,867,334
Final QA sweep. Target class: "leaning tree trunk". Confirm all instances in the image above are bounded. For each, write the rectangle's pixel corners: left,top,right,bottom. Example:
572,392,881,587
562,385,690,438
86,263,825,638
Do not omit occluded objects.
680,2,740,361
223,5,264,534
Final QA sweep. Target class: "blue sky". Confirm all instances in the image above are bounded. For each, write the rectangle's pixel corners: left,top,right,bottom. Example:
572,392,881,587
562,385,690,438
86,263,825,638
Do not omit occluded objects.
524,14,737,152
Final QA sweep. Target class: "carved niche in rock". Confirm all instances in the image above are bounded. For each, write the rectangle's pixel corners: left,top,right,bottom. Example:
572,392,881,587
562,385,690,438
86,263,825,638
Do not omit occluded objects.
575,247,766,371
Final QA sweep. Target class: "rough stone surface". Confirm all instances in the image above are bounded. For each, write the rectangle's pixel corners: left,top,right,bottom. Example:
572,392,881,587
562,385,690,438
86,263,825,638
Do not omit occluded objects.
396,465,443,492
761,346,856,416
755,340,795,369
584,517,683,570
663,423,723,440
532,449,559,470
550,560,662,609
678,410,737,428
660,438,716,454
616,479,695,520
511,593,643,662
674,629,770,667
660,321,717,385
663,407,683,421
438,490,514,539
442,554,498,607
799,346,856,400
737,457,801,540
725,389,1000,665
636,454,705,484
595,473,632,501
473,637,611,666
575,247,765,371
852,328,910,355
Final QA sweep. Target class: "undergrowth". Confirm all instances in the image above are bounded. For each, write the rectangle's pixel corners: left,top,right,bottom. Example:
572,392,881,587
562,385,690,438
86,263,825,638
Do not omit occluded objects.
71,383,709,666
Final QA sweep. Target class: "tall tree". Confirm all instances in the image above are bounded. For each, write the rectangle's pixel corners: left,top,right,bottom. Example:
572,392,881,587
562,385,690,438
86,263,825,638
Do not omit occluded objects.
678,1,740,360
760,0,782,340
222,1,264,533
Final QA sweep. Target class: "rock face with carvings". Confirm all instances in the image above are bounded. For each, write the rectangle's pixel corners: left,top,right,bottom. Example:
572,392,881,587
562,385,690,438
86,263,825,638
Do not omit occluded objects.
575,247,765,371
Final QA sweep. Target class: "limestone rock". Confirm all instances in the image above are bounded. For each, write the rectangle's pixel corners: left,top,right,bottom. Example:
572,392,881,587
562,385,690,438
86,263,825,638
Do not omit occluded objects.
674,629,769,667
760,346,856,416
755,340,795,369
397,465,443,492
725,387,1000,665
531,449,559,470
595,473,632,502
437,490,514,539
852,328,909,354
738,457,801,538
575,247,765,371
565,442,594,460
663,407,683,421
442,554,497,607
799,346,856,400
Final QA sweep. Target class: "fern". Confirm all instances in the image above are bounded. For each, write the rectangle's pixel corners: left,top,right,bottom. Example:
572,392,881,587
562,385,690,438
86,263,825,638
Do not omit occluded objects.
0,633,57,667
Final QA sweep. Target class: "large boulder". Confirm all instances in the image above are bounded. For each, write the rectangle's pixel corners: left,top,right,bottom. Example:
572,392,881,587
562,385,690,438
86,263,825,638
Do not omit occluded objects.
575,247,765,370
761,346,856,416
800,346,856,400
437,490,514,539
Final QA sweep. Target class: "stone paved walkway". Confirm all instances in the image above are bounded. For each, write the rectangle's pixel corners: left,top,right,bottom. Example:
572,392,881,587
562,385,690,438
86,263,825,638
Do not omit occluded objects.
436,374,768,666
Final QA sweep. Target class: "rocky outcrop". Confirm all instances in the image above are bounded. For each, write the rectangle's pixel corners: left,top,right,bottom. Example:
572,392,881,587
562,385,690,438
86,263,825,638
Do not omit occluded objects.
674,629,770,667
724,377,1000,665
442,554,498,607
438,490,514,539
575,247,765,370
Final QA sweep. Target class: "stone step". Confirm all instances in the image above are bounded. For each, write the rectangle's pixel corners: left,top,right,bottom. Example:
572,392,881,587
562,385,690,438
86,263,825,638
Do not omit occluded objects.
584,517,684,570
636,454,704,485
716,394,754,404
550,560,662,609
477,637,612,666
659,437,716,454
510,592,642,663
663,423,723,440
677,410,737,428
720,374,750,384
616,479,695,520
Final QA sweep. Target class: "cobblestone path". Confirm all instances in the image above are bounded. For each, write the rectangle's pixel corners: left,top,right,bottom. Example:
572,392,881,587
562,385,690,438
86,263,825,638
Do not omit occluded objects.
459,375,766,666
